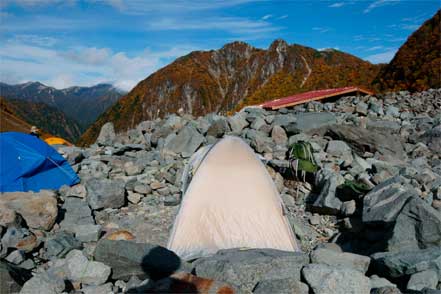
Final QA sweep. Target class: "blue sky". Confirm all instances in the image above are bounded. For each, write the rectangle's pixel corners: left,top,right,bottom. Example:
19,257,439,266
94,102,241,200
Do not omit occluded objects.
0,0,439,91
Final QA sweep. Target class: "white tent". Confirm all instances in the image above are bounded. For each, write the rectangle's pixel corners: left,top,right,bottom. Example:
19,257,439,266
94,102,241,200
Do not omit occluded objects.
167,136,299,260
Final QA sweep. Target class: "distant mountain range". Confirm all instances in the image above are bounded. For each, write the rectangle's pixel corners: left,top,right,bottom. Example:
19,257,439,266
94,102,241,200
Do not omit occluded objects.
0,97,82,142
0,82,125,142
372,9,440,92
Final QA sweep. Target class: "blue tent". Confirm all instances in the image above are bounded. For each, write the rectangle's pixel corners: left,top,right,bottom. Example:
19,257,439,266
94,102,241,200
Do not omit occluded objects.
0,132,80,192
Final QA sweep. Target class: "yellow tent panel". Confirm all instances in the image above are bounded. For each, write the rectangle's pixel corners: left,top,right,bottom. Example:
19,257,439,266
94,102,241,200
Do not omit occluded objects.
44,137,72,146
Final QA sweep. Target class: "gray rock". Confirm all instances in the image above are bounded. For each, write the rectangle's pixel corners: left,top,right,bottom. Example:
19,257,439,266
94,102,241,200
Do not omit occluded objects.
5,250,25,265
272,114,296,127
96,122,116,146
312,175,343,215
227,113,249,134
367,119,401,134
124,161,143,176
20,271,65,294
86,178,125,210
310,247,371,273
82,283,114,294
371,247,441,278
356,101,369,115
193,248,309,293
370,286,402,294
61,184,87,198
362,176,413,224
163,125,204,157
369,275,397,290
206,118,230,138
326,140,352,157
302,263,371,294
74,224,102,243
163,194,180,206
271,125,288,146
387,196,441,252
407,269,438,291
1,260,31,293
45,231,82,259
421,124,441,153
65,250,111,286
127,191,142,204
326,125,406,164
289,112,336,133
94,239,185,281
341,200,357,216
134,184,152,195
253,278,309,294
386,105,400,117
60,198,95,232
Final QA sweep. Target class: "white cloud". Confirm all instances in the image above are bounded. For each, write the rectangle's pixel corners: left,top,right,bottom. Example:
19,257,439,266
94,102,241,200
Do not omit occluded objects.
329,2,345,8
147,17,279,34
365,45,384,51
277,15,288,20
262,14,272,20
365,49,397,63
12,34,57,47
0,38,197,90
312,27,331,33
363,0,400,14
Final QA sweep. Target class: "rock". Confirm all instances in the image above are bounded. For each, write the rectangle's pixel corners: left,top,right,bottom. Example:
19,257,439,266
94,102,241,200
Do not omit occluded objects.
127,191,142,204
105,230,135,241
193,248,309,293
407,269,438,291
65,250,111,286
20,271,65,294
86,178,125,210
311,175,343,215
253,278,309,294
302,263,371,294
15,234,39,253
163,125,204,157
163,194,180,206
271,125,288,146
272,114,297,128
341,200,356,216
371,247,441,278
0,191,58,230
326,140,352,157
61,184,87,198
369,275,397,290
94,239,185,281
227,113,248,134
45,231,82,259
0,204,17,227
310,247,371,274
421,124,441,152
60,198,95,232
386,196,441,252
367,119,401,134
5,250,25,265
1,260,32,293
385,105,400,117
124,161,143,176
206,118,230,138
326,125,406,163
134,184,151,195
96,122,116,146
356,101,368,115
81,283,113,294
1,227,30,255
370,286,402,294
362,176,414,224
74,224,102,243
288,112,336,133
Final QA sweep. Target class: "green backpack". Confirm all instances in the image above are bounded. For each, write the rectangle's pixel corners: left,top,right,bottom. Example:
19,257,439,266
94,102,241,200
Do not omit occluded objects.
289,141,319,180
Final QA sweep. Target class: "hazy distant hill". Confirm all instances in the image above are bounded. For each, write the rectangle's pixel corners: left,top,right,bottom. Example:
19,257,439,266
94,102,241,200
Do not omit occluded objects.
0,82,125,128
79,39,382,145
373,10,441,92
1,97,82,142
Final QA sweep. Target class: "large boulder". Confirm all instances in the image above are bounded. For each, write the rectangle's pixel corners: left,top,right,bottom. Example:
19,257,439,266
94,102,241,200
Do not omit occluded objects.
0,191,58,230
96,122,116,146
206,117,230,138
192,248,309,293
20,271,65,294
162,125,204,158
310,247,371,274
227,113,249,134
86,178,125,210
253,277,309,294
326,125,407,163
59,198,95,233
288,112,336,133
65,250,111,286
302,263,371,294
94,239,185,281
371,247,441,278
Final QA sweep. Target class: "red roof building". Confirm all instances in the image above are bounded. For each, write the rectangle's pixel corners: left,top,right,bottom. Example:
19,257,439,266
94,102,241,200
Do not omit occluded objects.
259,86,373,110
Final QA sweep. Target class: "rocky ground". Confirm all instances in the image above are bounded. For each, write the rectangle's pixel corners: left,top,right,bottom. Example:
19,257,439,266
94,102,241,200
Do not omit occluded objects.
1,88,440,294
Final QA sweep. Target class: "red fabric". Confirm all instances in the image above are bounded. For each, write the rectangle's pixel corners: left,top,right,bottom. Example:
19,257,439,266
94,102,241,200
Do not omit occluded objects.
260,86,360,108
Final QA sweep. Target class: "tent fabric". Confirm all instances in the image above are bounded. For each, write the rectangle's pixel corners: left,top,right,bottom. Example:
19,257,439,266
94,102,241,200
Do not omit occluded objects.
167,136,299,260
44,137,72,146
0,132,80,192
